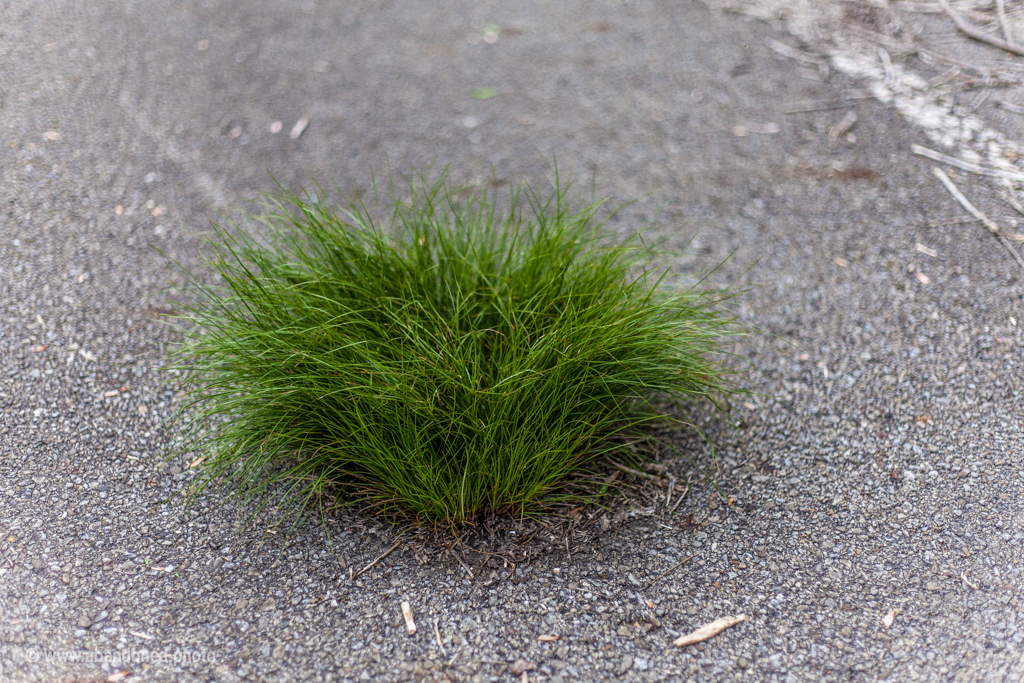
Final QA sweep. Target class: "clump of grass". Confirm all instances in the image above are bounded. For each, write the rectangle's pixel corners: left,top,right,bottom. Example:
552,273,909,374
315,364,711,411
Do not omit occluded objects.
170,172,743,528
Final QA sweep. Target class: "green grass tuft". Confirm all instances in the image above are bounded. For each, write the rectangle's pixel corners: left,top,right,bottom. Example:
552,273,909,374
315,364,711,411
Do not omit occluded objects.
169,172,743,528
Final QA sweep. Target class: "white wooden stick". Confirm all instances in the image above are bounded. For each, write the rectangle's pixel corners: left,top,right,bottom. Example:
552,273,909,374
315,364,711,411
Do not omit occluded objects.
401,601,416,635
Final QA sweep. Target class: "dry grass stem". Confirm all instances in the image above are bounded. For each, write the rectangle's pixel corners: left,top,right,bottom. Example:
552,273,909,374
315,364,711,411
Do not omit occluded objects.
937,0,1024,56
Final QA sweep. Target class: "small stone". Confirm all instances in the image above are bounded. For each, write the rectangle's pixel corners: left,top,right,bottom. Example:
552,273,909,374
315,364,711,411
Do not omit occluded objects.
77,615,92,628
841,626,853,638
926,582,941,591
509,659,535,676
616,625,632,637
234,598,248,611
619,655,633,674
260,598,276,612
272,645,286,659
736,657,750,670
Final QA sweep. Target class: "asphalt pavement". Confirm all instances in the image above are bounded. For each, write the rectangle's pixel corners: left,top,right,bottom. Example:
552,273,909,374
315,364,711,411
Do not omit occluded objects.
1,1,1022,681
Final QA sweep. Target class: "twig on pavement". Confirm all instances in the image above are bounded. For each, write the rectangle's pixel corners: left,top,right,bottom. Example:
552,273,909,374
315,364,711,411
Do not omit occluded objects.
933,167,1000,234
447,547,475,578
995,0,1016,48
912,144,1024,183
352,537,404,580
434,618,448,657
937,0,1024,57
933,167,1024,271
644,554,695,590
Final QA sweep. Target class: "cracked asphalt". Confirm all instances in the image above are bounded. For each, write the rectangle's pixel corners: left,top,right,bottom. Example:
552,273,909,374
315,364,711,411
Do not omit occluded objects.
1,0,1022,681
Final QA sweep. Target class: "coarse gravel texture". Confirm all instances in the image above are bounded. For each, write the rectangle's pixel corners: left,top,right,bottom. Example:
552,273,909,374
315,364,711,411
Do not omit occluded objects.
1,1,1023,682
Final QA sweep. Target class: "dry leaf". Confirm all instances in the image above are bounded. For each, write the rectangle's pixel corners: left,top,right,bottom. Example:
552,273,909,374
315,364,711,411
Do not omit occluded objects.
833,256,849,268
673,614,746,647
882,608,898,628
107,672,130,682
537,634,559,642
916,272,931,285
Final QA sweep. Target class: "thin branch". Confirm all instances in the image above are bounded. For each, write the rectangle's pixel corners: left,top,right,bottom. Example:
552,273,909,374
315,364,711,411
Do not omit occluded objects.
644,554,695,590
996,0,1016,47
1000,179,1024,216
933,167,1024,271
912,144,1024,183
937,0,1024,57
352,537,404,579
447,547,475,578
933,167,1001,233
609,461,667,483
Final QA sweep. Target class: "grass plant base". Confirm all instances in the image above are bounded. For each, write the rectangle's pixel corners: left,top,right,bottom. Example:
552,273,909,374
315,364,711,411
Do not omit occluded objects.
171,173,742,528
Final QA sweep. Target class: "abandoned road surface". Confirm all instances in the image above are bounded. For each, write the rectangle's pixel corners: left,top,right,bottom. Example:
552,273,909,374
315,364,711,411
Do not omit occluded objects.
2,0,1022,681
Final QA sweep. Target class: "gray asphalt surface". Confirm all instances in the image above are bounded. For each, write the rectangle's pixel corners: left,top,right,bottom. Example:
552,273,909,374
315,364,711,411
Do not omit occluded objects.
2,1,1023,681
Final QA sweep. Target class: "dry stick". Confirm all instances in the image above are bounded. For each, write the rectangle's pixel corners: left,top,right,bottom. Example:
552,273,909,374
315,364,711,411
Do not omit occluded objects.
784,91,874,114
352,538,404,580
828,111,858,145
401,601,417,635
927,65,961,88
609,462,666,483
933,167,1024,271
764,37,821,65
667,483,692,516
644,554,695,590
998,100,1024,114
917,47,994,79
937,0,1024,57
969,76,993,112
933,167,1001,233
896,1,1008,24
668,484,690,513
673,614,747,647
434,618,448,657
1001,179,1024,216
912,144,1024,183
995,0,1016,47
447,547,475,578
